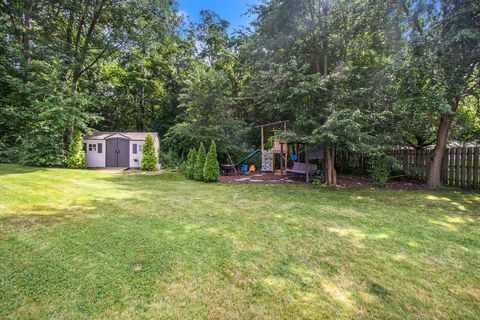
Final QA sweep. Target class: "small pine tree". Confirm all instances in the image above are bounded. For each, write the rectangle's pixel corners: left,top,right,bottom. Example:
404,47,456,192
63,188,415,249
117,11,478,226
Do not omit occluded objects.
66,130,86,169
185,148,197,179
203,140,219,182
140,134,158,171
194,142,206,181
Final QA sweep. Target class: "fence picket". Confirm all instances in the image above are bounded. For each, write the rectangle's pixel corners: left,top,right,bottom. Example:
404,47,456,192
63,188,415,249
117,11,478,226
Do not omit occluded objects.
441,150,448,182
461,147,466,187
403,148,408,175
474,147,479,188
455,148,460,186
350,147,478,188
449,148,455,186
467,148,473,187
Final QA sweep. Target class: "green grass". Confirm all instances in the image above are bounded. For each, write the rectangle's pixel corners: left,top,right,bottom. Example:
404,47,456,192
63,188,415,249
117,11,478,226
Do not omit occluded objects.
0,164,479,319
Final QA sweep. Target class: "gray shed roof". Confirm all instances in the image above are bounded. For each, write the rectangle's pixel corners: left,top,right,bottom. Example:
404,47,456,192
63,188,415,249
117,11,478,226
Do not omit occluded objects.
84,131,159,141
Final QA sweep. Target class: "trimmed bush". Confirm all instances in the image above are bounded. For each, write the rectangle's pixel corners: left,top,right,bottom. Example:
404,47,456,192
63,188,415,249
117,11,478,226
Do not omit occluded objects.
66,131,86,169
140,134,158,171
203,140,219,182
369,154,399,186
193,142,206,181
185,148,197,179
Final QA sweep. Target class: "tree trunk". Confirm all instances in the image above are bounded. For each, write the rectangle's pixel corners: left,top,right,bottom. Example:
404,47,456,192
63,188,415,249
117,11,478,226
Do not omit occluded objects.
140,84,145,130
426,113,453,188
20,0,35,63
65,1,107,144
325,143,337,185
319,2,335,185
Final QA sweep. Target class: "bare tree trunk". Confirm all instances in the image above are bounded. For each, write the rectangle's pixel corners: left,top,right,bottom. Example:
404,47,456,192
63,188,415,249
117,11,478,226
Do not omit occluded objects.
325,143,337,185
19,0,36,63
426,113,453,188
321,1,336,185
140,83,145,131
66,0,107,143
427,98,458,188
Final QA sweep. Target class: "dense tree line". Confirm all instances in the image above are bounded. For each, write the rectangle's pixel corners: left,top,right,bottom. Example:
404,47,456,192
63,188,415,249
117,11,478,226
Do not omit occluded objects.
1,0,479,187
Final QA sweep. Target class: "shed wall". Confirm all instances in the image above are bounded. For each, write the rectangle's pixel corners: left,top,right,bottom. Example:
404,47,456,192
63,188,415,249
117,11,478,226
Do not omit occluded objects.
84,140,106,167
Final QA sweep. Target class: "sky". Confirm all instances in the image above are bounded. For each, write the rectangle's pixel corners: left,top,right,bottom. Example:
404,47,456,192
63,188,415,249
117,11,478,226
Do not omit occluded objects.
177,0,260,33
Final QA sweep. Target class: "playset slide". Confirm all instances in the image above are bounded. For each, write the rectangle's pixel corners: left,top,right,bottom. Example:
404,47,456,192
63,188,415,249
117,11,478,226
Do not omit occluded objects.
233,149,260,168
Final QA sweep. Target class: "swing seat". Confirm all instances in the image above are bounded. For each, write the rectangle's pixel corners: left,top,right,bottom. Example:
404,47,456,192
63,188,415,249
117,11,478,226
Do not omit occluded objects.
286,162,317,175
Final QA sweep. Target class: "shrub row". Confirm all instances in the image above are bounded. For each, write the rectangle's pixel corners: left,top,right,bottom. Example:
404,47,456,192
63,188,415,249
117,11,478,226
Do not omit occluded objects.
186,140,219,182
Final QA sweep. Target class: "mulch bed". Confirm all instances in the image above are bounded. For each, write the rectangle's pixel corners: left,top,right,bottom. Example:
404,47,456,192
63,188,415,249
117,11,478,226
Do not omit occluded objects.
219,173,426,189
219,173,304,184
334,175,426,188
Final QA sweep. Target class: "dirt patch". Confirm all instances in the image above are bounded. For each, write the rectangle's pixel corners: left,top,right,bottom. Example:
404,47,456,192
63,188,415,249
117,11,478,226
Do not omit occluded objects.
334,175,425,189
220,173,304,184
90,167,128,174
219,173,426,189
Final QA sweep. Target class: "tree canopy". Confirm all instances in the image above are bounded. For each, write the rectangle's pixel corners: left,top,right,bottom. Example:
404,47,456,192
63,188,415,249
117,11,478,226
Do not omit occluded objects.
0,0,478,187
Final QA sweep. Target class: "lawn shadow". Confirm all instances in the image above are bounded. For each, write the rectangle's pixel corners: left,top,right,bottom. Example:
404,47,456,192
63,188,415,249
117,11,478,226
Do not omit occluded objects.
0,163,46,176
1,169,480,319
0,198,117,232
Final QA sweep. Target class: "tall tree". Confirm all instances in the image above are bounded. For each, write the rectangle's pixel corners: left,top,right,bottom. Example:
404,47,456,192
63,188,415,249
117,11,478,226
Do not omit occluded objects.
0,0,184,166
395,0,480,187
243,0,400,184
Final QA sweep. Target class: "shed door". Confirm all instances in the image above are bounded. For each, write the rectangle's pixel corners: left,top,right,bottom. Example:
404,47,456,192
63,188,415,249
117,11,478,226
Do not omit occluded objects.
117,138,129,167
106,138,130,167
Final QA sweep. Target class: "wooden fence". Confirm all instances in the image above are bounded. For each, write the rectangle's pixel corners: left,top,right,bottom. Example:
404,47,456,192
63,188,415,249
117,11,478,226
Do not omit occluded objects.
335,150,369,175
389,147,480,188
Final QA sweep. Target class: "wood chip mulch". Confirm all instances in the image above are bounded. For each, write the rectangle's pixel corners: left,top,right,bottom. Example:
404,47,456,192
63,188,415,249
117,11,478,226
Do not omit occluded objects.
219,173,426,189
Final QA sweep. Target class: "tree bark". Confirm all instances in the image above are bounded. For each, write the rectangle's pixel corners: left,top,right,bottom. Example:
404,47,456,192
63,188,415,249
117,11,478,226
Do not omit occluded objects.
325,143,337,185
66,0,108,143
140,83,146,131
400,0,423,35
426,113,454,188
320,1,336,185
20,0,36,63
72,0,107,89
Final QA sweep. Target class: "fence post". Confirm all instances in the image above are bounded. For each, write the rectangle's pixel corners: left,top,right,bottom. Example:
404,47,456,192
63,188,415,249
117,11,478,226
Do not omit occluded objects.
425,149,430,181
410,149,414,176
455,148,460,187
474,147,479,188
449,148,455,186
414,148,419,175
423,149,428,180
441,150,448,185
467,147,473,187
402,148,408,175
461,147,466,187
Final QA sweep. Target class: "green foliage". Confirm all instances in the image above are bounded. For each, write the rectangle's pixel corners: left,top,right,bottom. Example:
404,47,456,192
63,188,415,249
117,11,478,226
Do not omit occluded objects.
0,58,93,166
185,148,197,179
66,131,86,169
242,0,401,167
194,143,206,181
161,150,184,170
264,136,274,150
203,140,219,182
162,66,247,163
1,0,479,184
0,0,191,167
140,134,158,171
15,129,67,167
369,154,400,187
393,1,480,151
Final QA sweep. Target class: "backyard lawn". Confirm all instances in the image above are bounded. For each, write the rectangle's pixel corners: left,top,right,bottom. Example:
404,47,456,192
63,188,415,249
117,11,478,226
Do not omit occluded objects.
0,164,479,319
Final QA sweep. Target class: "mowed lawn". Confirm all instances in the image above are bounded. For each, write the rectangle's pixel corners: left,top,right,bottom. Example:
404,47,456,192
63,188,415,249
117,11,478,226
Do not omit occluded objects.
0,164,479,319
